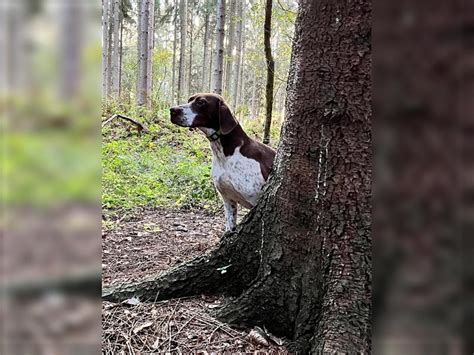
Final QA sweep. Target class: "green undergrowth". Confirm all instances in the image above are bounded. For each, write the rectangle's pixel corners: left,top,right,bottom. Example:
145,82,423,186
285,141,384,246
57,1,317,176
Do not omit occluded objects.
102,101,281,214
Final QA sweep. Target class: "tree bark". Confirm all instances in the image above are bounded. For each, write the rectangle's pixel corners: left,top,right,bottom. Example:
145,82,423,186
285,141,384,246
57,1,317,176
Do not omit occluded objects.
177,0,187,102
136,0,151,106
223,0,236,97
104,1,371,353
262,0,274,145
211,0,225,95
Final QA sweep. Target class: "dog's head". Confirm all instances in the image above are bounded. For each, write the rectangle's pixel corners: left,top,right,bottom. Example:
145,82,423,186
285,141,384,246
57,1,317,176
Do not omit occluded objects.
170,93,238,135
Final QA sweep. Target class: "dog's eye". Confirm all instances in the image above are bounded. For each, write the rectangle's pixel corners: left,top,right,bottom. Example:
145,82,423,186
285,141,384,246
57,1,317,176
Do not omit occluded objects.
196,99,205,106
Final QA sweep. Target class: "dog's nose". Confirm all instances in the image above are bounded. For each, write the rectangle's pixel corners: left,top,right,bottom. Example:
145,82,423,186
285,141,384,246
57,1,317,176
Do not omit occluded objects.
170,107,182,117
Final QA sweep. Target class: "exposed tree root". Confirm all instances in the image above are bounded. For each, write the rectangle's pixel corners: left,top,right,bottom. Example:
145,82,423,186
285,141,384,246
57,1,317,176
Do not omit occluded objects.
102,222,261,303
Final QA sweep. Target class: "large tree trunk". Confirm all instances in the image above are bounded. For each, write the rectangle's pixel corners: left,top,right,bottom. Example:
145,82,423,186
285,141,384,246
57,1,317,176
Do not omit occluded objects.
223,0,236,97
136,0,151,106
262,0,274,144
177,0,187,103
211,0,225,95
231,0,243,109
104,1,371,353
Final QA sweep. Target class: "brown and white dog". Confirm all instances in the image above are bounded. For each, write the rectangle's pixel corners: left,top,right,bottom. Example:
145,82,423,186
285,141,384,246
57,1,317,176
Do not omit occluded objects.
170,93,276,231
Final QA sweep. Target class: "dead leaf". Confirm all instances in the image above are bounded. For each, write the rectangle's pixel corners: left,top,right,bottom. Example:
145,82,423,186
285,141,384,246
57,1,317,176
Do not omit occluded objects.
122,296,140,306
133,321,153,334
247,327,269,347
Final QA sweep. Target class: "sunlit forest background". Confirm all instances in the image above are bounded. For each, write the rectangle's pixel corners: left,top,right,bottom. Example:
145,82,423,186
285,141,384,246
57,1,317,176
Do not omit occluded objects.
103,0,296,119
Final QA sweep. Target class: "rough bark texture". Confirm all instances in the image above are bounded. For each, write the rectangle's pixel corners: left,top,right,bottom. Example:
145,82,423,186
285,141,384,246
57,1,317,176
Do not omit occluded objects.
211,0,225,94
177,0,187,103
262,0,274,144
104,1,371,352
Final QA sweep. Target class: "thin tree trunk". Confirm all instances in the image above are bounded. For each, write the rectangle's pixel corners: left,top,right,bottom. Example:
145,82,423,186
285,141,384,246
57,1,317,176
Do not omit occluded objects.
202,11,210,91
262,0,274,144
147,0,155,107
231,0,243,109
106,0,114,99
136,0,150,106
208,9,215,92
223,0,236,97
187,0,194,98
177,0,187,103
211,0,225,95
102,0,110,98
251,70,258,119
118,12,124,97
111,0,121,96
171,0,178,103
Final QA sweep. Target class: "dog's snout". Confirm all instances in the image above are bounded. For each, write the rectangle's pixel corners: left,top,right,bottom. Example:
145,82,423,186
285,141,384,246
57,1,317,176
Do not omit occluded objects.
170,107,182,116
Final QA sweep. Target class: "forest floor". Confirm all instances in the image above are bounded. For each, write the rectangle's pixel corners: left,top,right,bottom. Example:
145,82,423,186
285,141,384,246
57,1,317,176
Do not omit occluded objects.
102,206,288,353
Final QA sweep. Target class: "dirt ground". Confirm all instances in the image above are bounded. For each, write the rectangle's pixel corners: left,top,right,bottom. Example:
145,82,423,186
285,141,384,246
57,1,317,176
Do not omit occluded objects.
102,207,288,353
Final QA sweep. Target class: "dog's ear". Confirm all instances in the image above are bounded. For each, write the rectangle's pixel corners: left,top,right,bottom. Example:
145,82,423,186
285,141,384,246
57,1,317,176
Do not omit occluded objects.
218,100,238,135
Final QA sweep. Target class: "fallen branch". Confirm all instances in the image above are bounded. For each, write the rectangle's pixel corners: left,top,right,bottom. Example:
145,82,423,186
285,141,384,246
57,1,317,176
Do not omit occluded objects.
102,113,150,134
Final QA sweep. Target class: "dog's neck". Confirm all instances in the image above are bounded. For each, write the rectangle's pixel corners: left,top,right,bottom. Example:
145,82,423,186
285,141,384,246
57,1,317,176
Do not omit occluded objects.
198,126,249,158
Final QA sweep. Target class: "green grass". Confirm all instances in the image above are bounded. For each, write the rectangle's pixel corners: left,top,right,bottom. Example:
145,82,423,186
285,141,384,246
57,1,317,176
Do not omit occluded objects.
102,104,281,213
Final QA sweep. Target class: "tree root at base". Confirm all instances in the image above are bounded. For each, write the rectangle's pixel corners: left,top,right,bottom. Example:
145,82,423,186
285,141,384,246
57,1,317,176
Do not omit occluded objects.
102,230,260,303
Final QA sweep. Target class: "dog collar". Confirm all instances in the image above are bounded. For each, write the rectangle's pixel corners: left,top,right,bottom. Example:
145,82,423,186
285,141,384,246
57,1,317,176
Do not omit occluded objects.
206,130,222,141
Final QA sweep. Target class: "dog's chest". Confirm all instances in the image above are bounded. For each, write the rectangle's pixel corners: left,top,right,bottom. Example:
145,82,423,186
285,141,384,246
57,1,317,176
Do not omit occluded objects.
210,145,265,208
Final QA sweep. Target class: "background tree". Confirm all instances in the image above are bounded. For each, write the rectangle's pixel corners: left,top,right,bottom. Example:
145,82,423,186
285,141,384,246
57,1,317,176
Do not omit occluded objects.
231,0,243,109
211,0,225,94
177,0,187,102
223,0,236,97
136,0,152,106
262,0,274,144
103,0,372,353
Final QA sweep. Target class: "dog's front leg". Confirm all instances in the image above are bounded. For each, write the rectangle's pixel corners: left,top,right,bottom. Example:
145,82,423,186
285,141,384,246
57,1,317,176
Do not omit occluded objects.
223,199,237,231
